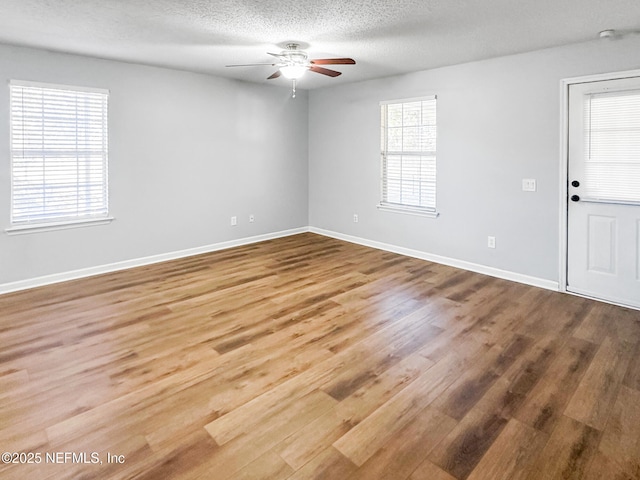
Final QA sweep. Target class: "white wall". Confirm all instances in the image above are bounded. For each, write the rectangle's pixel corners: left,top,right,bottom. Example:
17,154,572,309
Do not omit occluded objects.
0,44,309,287
308,36,640,285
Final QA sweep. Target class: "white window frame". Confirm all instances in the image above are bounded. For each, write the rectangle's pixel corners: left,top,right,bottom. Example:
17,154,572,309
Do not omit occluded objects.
6,80,112,234
378,95,438,218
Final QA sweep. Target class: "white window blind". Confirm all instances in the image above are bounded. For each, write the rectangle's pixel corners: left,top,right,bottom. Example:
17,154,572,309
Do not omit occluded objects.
584,89,640,203
10,81,109,226
380,96,437,214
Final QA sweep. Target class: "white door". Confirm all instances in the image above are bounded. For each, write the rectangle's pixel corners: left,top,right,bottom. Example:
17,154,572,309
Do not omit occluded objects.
567,76,640,309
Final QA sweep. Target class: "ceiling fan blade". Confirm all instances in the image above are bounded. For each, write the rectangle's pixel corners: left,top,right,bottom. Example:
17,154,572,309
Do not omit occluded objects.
267,70,282,80
309,66,342,77
226,63,276,67
310,58,356,65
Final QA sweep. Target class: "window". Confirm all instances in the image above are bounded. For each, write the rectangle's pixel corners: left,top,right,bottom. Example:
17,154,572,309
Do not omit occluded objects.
379,95,437,216
583,89,640,203
9,80,110,232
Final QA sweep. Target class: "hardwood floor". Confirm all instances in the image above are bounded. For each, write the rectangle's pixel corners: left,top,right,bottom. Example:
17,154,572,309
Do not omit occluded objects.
1,232,639,480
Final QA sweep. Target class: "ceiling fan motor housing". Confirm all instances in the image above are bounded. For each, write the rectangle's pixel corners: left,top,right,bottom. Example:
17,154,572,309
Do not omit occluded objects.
282,44,309,66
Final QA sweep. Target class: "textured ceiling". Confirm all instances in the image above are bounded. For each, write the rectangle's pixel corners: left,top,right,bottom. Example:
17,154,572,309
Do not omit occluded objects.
0,0,639,89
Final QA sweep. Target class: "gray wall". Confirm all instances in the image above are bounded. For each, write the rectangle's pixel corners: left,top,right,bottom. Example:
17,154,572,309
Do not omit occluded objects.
308,36,640,283
0,44,309,286
3,36,640,289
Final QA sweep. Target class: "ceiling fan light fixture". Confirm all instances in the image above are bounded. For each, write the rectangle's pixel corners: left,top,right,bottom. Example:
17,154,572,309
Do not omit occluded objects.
280,65,308,79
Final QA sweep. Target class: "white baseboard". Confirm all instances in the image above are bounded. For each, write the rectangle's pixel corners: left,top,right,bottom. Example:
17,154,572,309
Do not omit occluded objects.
1,226,560,295
309,227,560,292
0,227,309,295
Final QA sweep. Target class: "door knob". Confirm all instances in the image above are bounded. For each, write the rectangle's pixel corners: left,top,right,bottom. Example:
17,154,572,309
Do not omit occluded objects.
571,195,580,202
571,180,580,187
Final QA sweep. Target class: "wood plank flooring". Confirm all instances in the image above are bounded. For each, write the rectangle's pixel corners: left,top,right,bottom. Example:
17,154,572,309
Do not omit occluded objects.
1,232,639,479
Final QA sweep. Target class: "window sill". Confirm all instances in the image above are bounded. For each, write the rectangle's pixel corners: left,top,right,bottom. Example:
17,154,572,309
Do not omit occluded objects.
6,217,114,235
377,204,439,218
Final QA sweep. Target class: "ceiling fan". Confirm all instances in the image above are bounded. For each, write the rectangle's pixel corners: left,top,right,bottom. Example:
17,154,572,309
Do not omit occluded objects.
226,43,356,97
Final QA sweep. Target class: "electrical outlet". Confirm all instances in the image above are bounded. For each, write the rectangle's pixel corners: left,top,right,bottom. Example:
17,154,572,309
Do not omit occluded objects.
231,216,237,226
249,214,255,223
353,214,359,223
488,236,496,249
522,178,537,192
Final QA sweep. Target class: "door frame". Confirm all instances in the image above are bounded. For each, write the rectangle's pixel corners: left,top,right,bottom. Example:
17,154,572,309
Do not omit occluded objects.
559,68,640,304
